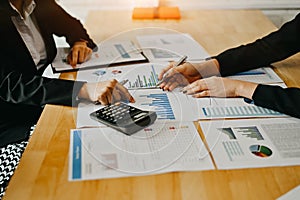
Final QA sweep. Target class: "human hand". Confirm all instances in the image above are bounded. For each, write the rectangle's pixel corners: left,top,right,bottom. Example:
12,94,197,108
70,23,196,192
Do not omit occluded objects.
67,40,93,67
78,79,135,105
182,76,258,99
158,59,220,91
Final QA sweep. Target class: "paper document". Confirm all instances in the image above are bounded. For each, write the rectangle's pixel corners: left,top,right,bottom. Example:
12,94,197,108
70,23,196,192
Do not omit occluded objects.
137,33,210,62
76,65,198,127
196,97,286,119
199,118,300,169
51,41,146,72
76,89,198,128
69,121,215,181
277,185,300,200
76,62,168,89
227,67,284,84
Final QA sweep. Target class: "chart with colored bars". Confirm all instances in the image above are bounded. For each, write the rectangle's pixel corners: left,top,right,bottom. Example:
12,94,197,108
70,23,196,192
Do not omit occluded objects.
127,65,159,89
139,93,175,120
234,126,264,140
202,105,284,118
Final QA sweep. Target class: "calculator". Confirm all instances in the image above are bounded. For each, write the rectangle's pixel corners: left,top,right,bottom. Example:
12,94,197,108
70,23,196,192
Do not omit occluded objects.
90,102,157,135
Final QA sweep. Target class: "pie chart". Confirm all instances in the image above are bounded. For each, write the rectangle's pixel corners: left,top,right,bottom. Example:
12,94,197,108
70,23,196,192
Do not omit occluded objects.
249,145,272,158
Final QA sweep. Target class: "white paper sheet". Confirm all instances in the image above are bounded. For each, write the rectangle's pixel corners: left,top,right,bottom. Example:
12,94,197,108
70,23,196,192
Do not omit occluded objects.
76,62,168,89
196,97,286,119
199,118,300,169
137,33,210,62
227,67,284,84
69,121,215,181
75,63,192,128
76,89,198,128
51,40,146,72
277,185,300,200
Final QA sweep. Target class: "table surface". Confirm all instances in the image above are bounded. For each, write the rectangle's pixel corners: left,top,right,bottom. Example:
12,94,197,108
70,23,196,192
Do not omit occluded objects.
4,10,300,200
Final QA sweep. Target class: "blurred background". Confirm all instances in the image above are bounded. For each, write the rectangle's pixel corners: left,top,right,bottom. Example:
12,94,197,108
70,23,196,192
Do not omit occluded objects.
56,0,300,27
51,0,300,52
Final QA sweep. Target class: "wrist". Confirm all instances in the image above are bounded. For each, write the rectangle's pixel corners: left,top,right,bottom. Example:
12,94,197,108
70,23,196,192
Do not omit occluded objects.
235,81,258,99
78,83,89,100
73,40,88,47
196,58,220,78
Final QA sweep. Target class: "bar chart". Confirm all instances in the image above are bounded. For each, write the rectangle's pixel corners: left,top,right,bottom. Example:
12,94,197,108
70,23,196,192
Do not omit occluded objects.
127,65,159,89
139,93,175,120
234,126,264,140
201,105,284,118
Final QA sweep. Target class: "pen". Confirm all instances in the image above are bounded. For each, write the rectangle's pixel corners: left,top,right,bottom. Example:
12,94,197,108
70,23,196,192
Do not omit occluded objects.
119,79,129,85
156,55,188,86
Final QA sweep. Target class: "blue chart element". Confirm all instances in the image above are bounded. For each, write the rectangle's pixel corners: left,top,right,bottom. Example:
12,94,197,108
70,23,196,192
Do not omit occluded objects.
72,130,82,180
140,93,175,120
114,44,130,58
202,106,283,118
234,69,265,76
128,65,159,88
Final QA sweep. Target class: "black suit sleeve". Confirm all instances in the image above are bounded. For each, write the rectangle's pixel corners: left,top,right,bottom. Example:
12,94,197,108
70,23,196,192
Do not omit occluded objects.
36,0,97,50
216,13,300,77
252,85,300,118
0,64,85,107
214,13,300,118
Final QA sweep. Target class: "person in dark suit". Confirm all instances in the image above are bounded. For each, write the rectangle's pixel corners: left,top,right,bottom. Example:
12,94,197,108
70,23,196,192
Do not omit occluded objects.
158,13,300,118
0,0,134,147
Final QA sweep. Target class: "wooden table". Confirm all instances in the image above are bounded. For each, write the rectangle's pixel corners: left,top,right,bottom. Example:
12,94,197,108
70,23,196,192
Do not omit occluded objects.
4,10,300,200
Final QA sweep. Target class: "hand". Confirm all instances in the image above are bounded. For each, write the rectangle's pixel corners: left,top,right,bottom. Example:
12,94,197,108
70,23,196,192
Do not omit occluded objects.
158,59,220,91
67,41,93,67
182,76,258,99
78,79,135,105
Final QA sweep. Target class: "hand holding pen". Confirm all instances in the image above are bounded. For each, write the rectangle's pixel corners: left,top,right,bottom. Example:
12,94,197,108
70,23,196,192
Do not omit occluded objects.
156,55,188,86
158,57,220,92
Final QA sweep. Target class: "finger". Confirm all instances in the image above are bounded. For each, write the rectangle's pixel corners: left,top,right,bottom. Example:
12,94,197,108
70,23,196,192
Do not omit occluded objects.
168,81,180,91
116,83,135,103
66,53,75,68
78,48,86,63
183,80,207,95
163,77,179,91
192,90,211,98
111,90,121,103
84,48,92,62
158,63,174,80
99,88,112,105
98,95,108,105
71,49,79,66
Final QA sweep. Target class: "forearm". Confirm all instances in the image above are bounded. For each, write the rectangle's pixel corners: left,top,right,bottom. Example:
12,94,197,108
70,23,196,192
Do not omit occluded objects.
194,58,221,78
252,85,300,118
215,13,300,76
234,81,258,99
0,69,84,107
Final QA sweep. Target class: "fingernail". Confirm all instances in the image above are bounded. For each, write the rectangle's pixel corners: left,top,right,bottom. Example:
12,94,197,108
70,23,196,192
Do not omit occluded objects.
182,90,187,94
130,96,135,103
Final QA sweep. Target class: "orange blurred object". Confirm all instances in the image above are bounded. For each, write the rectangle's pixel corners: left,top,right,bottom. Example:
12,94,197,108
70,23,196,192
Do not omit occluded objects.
132,6,181,20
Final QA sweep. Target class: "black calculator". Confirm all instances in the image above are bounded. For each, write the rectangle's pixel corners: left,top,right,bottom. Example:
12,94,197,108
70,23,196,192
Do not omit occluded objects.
90,102,157,135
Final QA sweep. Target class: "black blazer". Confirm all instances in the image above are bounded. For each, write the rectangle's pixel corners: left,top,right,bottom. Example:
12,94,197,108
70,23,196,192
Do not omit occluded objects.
0,0,96,146
215,13,300,118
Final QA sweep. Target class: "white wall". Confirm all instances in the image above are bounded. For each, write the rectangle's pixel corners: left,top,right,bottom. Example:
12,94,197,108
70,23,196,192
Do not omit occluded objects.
57,0,300,27
58,0,300,9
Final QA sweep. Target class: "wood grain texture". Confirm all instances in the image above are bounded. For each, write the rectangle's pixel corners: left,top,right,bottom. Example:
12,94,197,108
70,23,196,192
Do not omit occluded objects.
3,10,300,200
